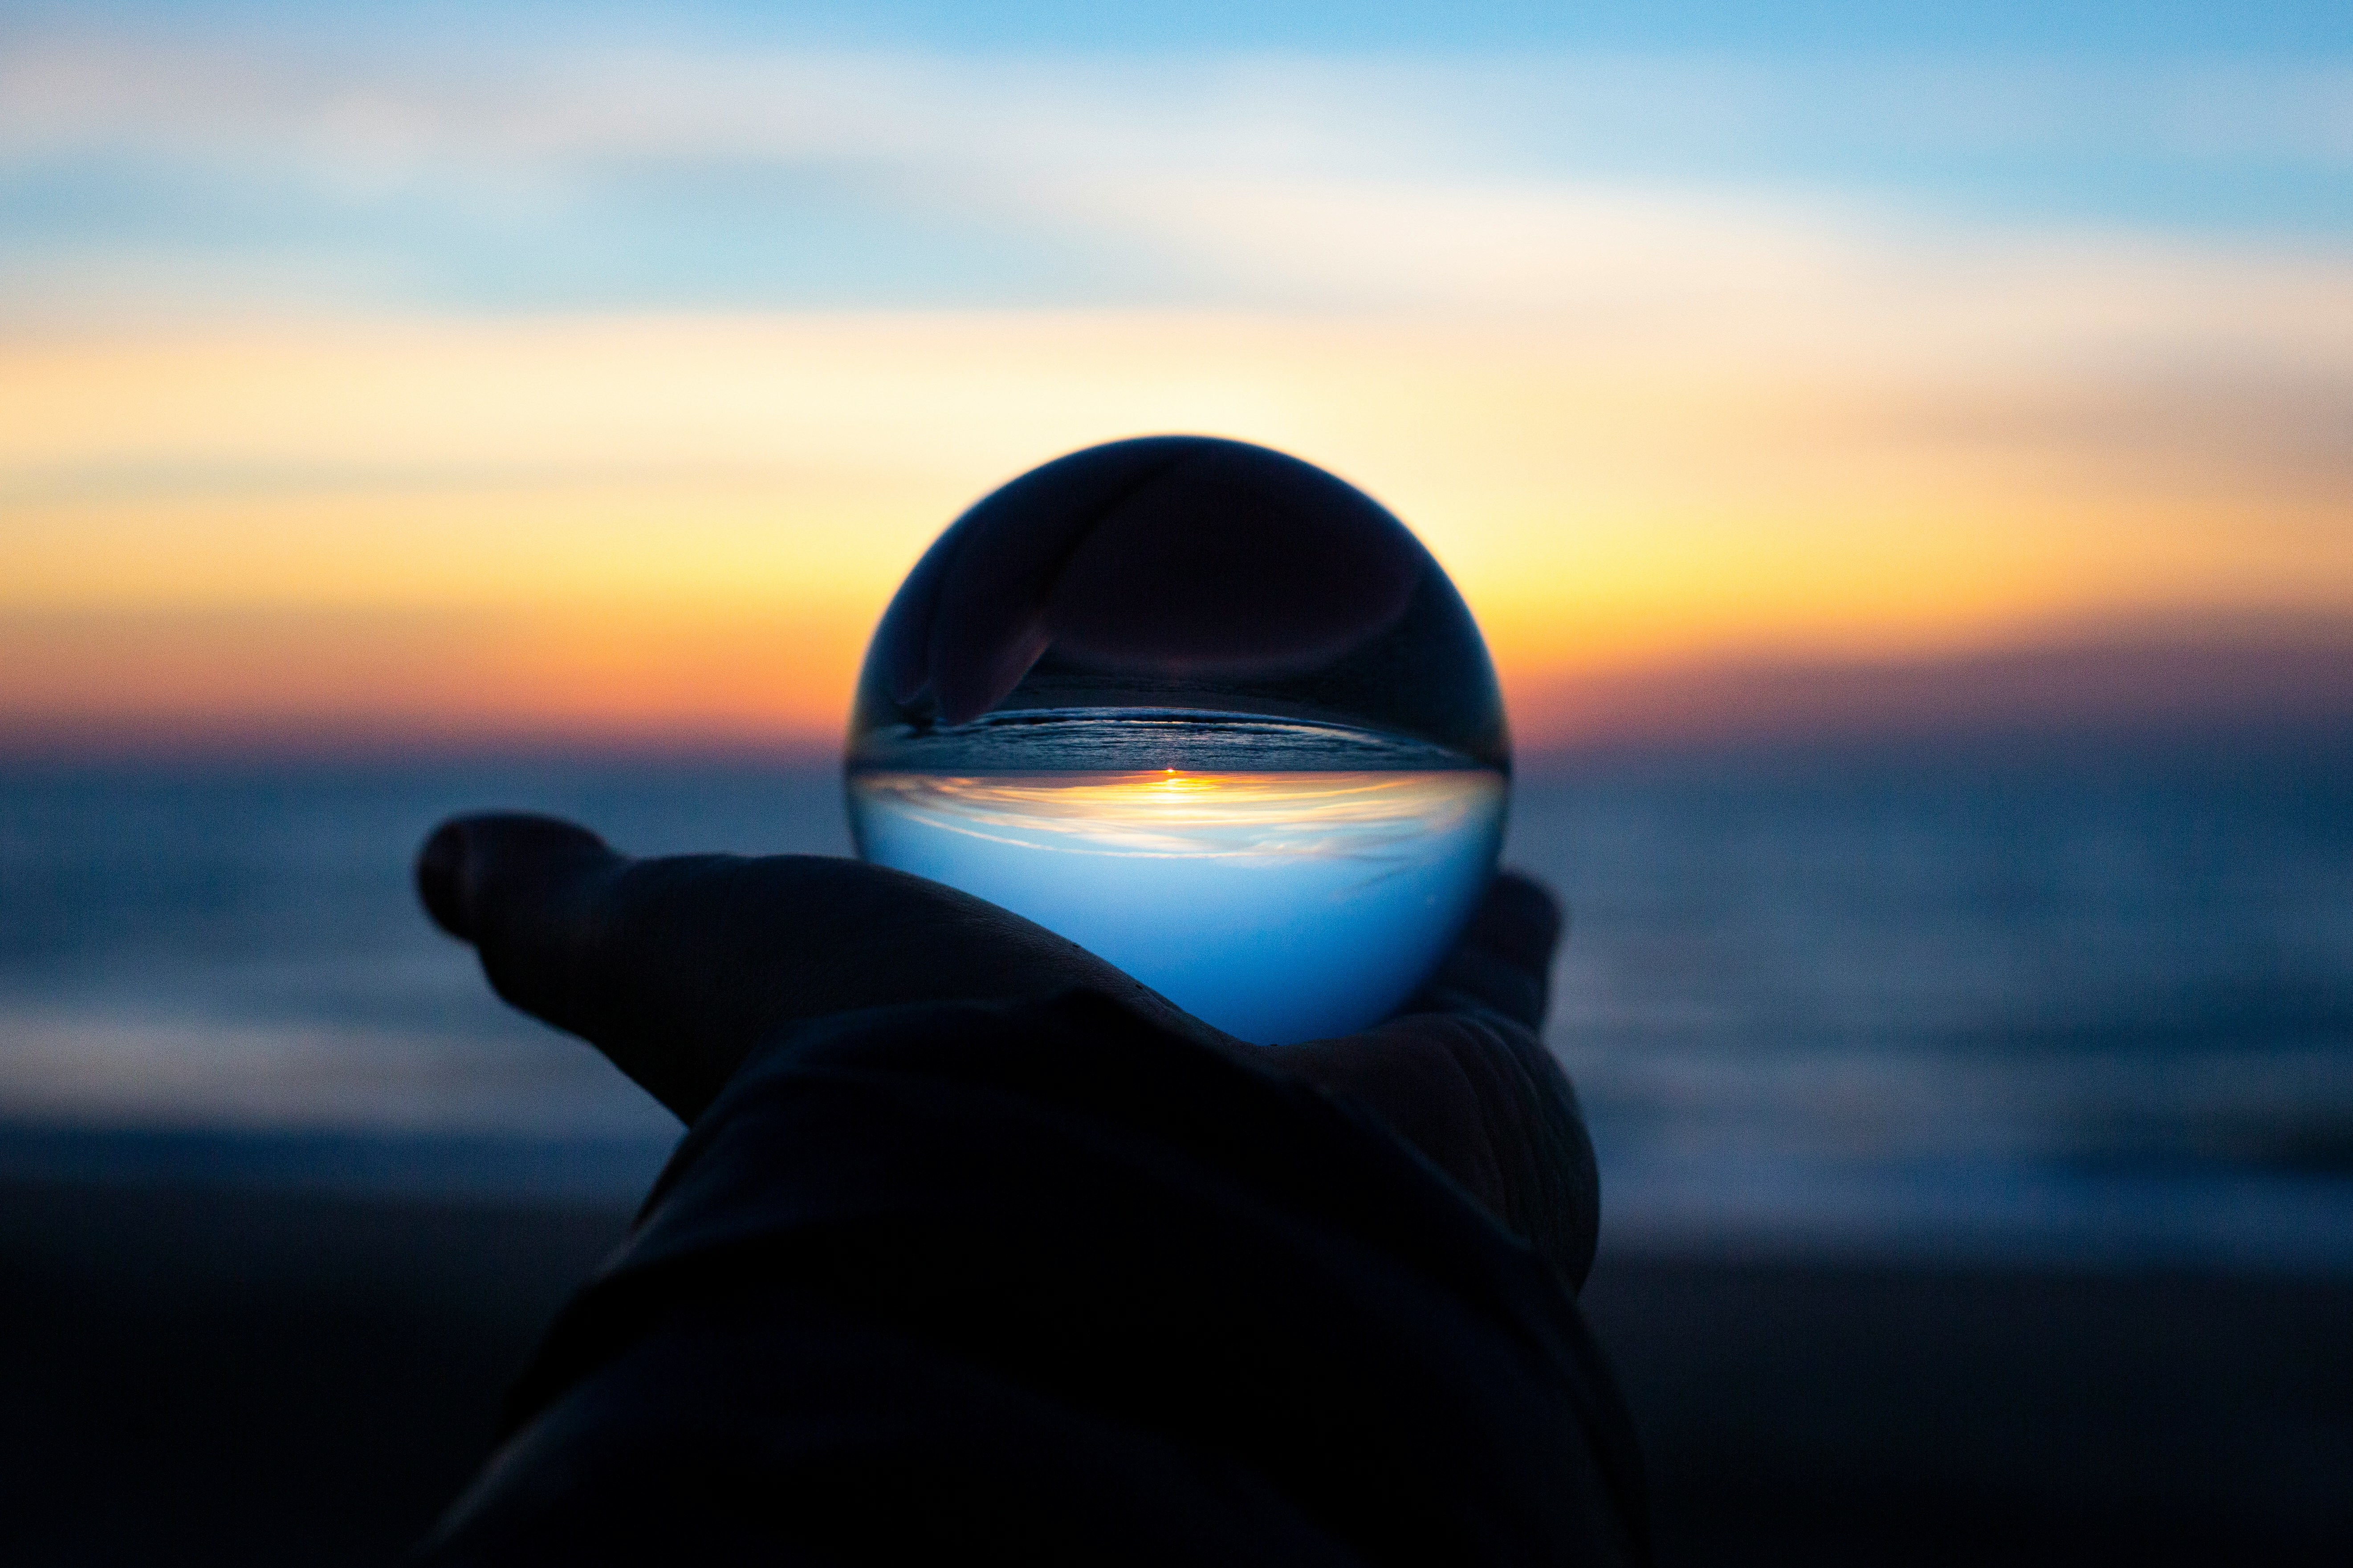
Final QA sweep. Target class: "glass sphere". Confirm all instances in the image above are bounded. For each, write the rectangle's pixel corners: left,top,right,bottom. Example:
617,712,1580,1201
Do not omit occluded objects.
845,435,1510,1044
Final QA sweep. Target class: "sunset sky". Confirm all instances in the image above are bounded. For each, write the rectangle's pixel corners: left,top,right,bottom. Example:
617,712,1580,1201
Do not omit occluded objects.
4,2,2350,753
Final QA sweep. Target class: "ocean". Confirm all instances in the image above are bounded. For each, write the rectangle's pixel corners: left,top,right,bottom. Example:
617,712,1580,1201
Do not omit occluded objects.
4,732,2349,1271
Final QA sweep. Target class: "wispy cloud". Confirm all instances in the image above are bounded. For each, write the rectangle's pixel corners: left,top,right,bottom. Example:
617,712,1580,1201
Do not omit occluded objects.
11,34,2353,176
4,30,2351,321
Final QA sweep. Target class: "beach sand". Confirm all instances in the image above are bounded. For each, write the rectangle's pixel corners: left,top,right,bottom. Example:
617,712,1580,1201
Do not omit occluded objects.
2,1180,2346,1565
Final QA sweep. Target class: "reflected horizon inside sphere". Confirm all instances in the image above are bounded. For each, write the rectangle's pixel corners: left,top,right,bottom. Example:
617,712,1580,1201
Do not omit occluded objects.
843,435,1512,1044
848,711,1506,1043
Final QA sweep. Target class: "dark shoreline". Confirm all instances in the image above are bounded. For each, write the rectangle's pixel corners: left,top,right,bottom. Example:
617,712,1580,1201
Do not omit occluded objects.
3,1179,2347,1565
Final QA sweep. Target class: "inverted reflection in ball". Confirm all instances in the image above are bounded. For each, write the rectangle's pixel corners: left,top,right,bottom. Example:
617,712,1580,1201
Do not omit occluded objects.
846,436,1510,1044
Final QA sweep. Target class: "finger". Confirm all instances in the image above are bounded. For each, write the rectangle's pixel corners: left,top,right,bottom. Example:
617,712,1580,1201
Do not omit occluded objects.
1277,1012,1600,1288
416,812,1204,1122
1266,870,1591,1282
1398,869,1565,1031
416,812,615,945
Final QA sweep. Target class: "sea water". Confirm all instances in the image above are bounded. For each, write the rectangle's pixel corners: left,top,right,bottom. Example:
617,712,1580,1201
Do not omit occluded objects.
846,714,1506,1044
4,739,2351,1267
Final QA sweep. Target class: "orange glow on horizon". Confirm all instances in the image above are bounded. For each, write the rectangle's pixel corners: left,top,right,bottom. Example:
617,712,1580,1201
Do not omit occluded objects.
5,311,2350,752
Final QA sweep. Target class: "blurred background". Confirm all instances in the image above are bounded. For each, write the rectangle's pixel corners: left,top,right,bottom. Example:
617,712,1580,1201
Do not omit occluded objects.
2,2,2349,1563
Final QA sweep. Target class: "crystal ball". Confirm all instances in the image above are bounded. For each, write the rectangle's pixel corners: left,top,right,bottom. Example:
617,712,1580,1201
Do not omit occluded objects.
846,435,1510,1044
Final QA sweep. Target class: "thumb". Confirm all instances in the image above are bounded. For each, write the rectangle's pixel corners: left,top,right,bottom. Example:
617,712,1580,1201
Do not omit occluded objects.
416,812,1208,1121
419,812,752,1117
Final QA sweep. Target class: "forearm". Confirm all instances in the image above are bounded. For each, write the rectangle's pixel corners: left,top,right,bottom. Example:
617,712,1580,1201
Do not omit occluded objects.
420,991,1649,1566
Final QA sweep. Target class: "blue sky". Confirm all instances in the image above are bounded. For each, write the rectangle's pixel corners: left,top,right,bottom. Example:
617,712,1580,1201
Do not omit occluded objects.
21,1,2353,55
3,1,2348,317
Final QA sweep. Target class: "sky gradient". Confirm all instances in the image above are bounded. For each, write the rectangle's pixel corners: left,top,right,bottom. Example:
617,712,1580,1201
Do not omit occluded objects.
4,2,2350,752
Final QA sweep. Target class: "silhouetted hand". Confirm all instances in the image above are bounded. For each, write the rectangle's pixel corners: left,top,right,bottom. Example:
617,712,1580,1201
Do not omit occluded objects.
417,813,1599,1285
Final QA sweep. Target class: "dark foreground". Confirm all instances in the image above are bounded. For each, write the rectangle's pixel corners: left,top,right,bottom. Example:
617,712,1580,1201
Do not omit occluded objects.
1,1181,2346,1566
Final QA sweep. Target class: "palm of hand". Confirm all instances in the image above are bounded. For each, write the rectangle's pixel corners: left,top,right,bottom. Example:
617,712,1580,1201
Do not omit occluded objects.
418,813,1596,1286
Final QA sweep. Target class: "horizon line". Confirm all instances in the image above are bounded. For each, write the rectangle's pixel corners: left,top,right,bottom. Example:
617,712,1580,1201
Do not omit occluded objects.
8,627,2351,768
